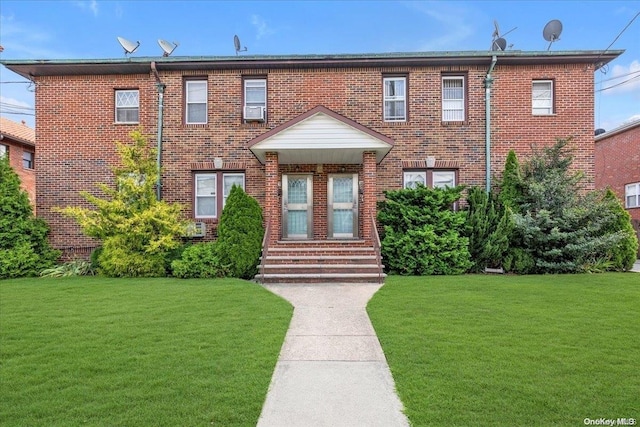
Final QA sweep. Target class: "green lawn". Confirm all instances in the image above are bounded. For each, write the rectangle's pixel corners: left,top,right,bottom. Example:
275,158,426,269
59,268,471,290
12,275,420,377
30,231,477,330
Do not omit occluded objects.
0,277,292,427
368,274,640,427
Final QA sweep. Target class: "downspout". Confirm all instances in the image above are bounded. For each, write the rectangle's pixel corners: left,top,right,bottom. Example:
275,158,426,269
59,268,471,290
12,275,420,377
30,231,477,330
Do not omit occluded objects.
151,61,166,201
484,55,497,193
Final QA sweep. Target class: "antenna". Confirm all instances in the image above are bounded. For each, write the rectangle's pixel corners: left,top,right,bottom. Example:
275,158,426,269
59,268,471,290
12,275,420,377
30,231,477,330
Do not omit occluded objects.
543,19,563,50
158,39,179,56
490,20,517,51
234,35,247,55
117,36,140,55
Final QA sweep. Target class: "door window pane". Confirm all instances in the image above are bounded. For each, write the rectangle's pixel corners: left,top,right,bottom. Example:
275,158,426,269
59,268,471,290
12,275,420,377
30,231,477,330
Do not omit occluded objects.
288,178,307,204
333,177,353,203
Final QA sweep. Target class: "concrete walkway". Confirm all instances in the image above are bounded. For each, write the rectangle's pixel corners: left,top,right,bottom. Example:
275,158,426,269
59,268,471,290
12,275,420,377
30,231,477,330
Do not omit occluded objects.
632,260,640,272
257,283,410,427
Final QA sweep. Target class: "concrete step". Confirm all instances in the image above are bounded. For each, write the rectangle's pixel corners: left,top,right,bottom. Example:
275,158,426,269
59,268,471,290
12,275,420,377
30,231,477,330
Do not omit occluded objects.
260,255,379,264
256,272,386,284
260,264,383,275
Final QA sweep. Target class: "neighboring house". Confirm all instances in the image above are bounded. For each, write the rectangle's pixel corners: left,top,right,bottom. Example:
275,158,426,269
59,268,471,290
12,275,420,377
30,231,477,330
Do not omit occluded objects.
0,117,36,209
595,119,640,253
1,50,622,279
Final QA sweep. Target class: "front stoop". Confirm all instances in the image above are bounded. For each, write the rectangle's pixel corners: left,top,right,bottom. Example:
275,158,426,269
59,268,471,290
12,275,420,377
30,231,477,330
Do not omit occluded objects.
256,240,386,284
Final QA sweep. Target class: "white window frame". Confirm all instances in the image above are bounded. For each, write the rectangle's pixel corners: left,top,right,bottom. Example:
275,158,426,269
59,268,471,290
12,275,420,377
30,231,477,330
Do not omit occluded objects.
442,76,465,122
403,171,427,189
223,173,246,207
115,89,139,124
532,80,553,115
383,76,406,122
244,79,266,118
626,183,640,208
186,80,208,124
432,171,456,189
22,151,34,169
0,144,7,158
195,173,217,219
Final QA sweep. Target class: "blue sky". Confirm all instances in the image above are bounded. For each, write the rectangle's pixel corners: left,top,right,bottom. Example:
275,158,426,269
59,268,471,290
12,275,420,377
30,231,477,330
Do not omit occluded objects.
1,0,638,132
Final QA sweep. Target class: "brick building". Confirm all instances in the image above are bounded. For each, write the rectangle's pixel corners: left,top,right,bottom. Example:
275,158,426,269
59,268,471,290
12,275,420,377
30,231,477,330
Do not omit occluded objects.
1,50,622,280
595,119,640,252
0,117,36,209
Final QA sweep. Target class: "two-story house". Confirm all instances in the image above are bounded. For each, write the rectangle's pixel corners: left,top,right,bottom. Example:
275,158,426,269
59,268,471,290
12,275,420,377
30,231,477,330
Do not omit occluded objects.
1,49,622,280
0,117,36,209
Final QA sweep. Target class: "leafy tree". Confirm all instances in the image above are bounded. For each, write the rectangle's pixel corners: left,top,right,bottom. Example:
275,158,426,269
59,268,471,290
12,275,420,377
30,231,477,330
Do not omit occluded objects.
378,185,471,275
215,185,264,279
464,187,513,272
0,155,59,278
59,130,187,277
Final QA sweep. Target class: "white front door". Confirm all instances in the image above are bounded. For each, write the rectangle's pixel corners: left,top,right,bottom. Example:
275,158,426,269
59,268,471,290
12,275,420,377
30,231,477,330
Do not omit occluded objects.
328,174,358,238
282,174,313,239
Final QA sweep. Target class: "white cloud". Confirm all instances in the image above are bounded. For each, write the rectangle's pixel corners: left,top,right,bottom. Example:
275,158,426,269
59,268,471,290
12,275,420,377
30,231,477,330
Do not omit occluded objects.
0,14,65,58
73,1,99,17
602,59,640,95
251,14,275,40
404,1,477,51
0,95,33,110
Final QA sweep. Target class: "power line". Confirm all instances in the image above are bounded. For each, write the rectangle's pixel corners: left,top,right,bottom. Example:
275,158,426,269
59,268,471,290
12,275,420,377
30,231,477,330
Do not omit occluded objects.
597,74,640,92
594,10,640,67
598,69,640,83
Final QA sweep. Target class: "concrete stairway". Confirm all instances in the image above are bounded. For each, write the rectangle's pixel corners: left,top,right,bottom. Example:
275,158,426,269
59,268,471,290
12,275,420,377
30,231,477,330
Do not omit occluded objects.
256,240,385,284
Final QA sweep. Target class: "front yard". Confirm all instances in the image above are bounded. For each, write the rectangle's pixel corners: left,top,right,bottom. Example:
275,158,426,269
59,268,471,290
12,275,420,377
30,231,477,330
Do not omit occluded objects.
368,274,640,426
0,277,292,427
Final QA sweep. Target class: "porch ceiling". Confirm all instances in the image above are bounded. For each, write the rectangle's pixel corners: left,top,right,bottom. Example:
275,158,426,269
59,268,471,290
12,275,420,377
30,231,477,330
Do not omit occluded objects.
248,106,394,165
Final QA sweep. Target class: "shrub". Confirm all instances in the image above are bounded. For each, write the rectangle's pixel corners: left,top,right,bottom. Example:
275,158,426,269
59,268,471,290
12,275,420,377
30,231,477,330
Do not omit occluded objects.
216,185,264,279
378,185,471,275
171,242,228,278
58,130,187,277
599,189,638,271
0,155,59,278
40,260,95,277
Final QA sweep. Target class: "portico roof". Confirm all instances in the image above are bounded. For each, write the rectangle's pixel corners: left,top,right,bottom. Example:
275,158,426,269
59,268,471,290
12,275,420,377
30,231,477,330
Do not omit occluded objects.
247,106,394,165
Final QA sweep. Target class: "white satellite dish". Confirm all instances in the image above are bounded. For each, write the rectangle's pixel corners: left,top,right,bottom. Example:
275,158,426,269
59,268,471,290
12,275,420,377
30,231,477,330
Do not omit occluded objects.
234,35,247,55
158,39,178,56
117,36,140,55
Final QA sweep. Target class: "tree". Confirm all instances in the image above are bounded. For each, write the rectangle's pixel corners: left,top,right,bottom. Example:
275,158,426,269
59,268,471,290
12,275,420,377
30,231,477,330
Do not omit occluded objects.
0,155,59,278
497,150,523,213
215,185,264,279
59,130,187,277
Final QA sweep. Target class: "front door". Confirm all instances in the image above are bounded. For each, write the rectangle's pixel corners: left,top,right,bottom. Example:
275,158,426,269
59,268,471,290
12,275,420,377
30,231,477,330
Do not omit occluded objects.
282,174,313,239
328,174,358,238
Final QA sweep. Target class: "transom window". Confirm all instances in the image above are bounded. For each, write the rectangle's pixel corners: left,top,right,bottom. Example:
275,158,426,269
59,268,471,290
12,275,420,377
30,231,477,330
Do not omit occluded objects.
532,80,553,115
115,90,139,123
442,76,465,122
186,80,208,124
403,170,456,189
244,78,266,121
194,172,246,219
626,183,640,208
383,76,406,122
23,151,34,169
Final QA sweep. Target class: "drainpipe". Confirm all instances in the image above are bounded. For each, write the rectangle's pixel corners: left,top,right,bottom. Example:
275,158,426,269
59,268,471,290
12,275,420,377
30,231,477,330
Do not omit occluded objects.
151,61,166,201
484,55,497,193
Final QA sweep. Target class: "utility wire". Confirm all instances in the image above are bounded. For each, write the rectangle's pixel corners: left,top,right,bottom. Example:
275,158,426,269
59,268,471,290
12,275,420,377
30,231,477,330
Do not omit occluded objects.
597,74,640,92
594,10,640,67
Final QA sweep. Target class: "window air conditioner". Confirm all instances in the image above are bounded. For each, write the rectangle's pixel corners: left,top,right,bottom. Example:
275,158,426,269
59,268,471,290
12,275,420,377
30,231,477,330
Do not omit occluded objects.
244,106,266,121
185,222,207,238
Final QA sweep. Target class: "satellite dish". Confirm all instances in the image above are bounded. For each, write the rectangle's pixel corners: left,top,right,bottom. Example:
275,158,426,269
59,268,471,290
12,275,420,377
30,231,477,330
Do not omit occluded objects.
594,128,606,136
492,37,507,51
234,35,247,55
117,36,140,55
543,19,563,50
158,39,178,57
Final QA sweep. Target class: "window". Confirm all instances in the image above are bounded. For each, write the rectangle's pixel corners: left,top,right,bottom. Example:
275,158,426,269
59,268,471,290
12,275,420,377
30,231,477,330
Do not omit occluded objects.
626,183,640,208
383,76,406,122
194,172,245,219
442,76,465,121
403,170,456,189
115,90,139,123
186,80,207,124
244,79,266,121
23,151,34,169
0,144,7,158
532,80,553,115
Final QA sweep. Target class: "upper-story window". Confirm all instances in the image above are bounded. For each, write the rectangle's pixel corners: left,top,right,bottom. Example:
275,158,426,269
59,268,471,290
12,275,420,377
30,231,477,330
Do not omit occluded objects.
115,89,139,124
626,183,640,208
383,76,406,122
23,151,34,169
442,76,465,122
532,80,553,115
244,78,267,122
186,80,208,124
0,144,7,158
194,172,246,219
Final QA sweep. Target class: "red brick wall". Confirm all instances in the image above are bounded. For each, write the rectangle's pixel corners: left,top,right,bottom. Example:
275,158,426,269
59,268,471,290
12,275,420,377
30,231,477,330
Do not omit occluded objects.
34,62,597,251
2,139,35,209
595,123,640,222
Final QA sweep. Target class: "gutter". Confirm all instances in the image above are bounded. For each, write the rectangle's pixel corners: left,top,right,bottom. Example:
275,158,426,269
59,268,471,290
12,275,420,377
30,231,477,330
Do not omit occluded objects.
151,61,166,201
484,55,498,193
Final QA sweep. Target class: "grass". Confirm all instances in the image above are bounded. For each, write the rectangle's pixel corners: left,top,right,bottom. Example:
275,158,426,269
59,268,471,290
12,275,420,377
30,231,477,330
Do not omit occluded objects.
368,274,640,427
0,277,292,427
